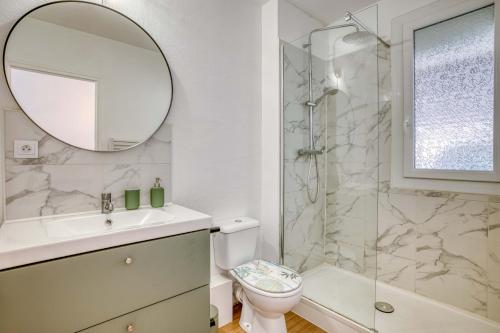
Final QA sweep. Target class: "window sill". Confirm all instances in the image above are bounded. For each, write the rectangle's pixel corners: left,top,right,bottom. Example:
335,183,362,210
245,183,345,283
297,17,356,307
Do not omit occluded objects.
390,173,500,196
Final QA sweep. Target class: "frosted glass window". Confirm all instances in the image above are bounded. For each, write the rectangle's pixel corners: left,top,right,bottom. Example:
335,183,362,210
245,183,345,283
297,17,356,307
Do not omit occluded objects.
413,5,494,171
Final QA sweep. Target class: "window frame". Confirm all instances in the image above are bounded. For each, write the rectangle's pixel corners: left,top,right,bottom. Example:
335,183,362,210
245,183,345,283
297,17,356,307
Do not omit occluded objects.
391,0,500,194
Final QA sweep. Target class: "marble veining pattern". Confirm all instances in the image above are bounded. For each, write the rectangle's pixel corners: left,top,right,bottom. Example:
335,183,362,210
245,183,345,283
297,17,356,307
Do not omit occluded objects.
283,32,500,323
282,42,327,273
374,42,500,320
377,176,500,320
324,41,379,280
4,109,172,220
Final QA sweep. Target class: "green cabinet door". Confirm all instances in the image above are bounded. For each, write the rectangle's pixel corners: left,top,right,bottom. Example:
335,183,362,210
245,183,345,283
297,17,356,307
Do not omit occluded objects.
79,286,209,333
0,230,210,333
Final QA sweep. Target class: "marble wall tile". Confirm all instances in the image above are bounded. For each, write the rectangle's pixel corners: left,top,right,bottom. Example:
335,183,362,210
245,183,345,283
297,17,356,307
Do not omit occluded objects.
6,165,102,219
323,43,380,279
326,216,364,247
327,161,378,192
377,43,392,167
387,187,491,203
284,242,325,274
284,25,500,323
325,241,365,274
487,203,500,322
102,163,172,209
377,192,417,259
282,24,500,325
378,101,391,164
416,264,488,316
4,108,172,220
327,188,366,220
364,190,379,244
283,187,325,273
283,159,308,194
416,197,489,270
326,103,379,140
5,162,172,220
489,202,500,282
371,22,500,321
282,42,327,274
5,110,172,166
414,197,489,316
327,134,366,164
488,281,500,322
363,245,377,280
377,253,416,291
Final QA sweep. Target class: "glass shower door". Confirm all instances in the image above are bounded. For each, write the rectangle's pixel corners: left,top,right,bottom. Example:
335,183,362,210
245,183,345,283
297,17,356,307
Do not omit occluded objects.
281,5,380,330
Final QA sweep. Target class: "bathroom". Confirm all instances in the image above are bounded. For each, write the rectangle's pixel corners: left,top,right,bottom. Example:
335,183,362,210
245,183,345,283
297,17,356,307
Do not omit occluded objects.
0,0,498,332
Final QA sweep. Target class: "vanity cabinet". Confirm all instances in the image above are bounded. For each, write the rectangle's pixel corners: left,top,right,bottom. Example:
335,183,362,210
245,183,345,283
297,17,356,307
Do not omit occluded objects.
80,286,208,333
0,230,209,333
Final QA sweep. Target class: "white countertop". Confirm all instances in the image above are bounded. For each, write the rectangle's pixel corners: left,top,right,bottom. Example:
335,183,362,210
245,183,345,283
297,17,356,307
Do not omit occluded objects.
0,203,212,270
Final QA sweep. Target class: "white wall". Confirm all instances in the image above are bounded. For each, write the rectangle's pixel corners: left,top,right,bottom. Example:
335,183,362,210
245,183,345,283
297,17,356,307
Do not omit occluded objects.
377,0,439,41
260,0,280,263
0,0,262,240
108,0,262,275
102,0,263,220
278,0,324,43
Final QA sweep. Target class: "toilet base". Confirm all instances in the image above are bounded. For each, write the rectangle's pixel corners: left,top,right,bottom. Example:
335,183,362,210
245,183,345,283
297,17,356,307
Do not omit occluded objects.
236,287,289,333
251,313,287,333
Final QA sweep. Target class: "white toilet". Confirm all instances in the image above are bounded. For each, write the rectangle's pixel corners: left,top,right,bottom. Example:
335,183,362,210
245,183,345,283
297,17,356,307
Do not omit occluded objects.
214,217,303,333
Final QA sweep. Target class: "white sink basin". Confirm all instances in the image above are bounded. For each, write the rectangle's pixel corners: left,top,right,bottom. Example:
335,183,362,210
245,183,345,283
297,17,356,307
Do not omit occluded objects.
0,204,211,270
44,209,175,238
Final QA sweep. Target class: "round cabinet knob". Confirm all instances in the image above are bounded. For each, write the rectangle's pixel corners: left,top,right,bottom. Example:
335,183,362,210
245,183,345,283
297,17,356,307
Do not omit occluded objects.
127,324,135,332
124,257,133,265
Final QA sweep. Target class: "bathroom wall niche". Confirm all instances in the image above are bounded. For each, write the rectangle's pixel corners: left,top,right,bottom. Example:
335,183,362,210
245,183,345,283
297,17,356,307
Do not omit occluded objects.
3,1,173,152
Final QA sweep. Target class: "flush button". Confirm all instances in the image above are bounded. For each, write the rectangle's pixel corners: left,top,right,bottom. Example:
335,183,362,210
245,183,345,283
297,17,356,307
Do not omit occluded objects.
124,257,133,265
127,324,135,332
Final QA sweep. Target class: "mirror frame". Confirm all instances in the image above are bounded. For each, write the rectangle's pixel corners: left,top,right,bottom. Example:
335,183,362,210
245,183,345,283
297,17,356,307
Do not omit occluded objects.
2,0,174,152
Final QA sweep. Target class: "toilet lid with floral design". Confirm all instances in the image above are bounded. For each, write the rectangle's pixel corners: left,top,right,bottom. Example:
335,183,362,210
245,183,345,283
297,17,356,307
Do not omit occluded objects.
231,260,302,293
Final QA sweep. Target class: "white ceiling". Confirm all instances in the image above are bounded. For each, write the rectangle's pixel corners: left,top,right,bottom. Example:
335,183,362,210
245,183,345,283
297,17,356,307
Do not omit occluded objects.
286,0,378,24
31,2,160,52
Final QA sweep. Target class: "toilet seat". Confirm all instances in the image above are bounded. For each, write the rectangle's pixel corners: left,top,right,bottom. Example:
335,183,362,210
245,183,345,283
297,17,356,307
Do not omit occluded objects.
231,260,302,297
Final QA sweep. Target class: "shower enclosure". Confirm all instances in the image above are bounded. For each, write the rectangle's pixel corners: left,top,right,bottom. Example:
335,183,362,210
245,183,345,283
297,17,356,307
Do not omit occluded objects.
281,5,381,331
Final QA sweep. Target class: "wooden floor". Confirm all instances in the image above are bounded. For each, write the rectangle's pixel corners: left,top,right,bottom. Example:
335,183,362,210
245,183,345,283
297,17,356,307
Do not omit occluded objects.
219,304,326,333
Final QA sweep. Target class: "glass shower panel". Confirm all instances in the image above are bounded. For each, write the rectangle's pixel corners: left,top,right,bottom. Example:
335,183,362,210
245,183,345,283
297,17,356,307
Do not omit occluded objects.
282,5,379,330
282,35,327,274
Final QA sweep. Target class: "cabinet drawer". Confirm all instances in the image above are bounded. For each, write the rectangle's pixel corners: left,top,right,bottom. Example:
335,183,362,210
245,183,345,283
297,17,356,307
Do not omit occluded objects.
0,230,209,333
80,286,209,333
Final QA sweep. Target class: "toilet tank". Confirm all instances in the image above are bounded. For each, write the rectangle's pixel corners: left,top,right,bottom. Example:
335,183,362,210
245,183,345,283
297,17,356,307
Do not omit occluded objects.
213,217,260,270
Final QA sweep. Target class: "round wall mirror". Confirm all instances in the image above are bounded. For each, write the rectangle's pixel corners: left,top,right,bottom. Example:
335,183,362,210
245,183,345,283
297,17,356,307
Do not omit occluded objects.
3,1,173,152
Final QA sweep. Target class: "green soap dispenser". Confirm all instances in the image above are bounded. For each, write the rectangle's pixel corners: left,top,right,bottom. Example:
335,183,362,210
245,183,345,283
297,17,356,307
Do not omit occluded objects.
150,177,165,208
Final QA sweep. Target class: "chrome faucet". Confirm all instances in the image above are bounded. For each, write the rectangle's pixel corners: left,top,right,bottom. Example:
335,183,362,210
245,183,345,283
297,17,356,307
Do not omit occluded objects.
101,193,114,214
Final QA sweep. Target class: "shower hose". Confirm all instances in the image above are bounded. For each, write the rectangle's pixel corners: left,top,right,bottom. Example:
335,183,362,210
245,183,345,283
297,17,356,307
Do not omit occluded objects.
306,151,320,203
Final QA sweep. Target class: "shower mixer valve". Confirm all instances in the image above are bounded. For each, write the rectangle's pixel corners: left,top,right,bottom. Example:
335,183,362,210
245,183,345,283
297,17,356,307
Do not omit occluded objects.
298,147,325,156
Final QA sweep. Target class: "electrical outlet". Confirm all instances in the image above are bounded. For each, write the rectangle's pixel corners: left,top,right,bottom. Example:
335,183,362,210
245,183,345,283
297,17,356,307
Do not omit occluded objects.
14,140,38,159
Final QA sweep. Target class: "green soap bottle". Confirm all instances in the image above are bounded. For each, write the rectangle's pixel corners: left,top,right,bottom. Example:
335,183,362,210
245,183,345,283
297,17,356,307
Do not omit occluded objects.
150,177,165,208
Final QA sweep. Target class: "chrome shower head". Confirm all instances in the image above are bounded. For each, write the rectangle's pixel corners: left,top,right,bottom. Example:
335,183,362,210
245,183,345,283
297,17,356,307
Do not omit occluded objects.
343,10,390,48
314,88,339,104
342,30,376,45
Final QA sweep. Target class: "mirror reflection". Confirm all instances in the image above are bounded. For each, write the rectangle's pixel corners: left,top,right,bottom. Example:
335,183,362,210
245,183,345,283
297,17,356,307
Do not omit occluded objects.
3,1,173,151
